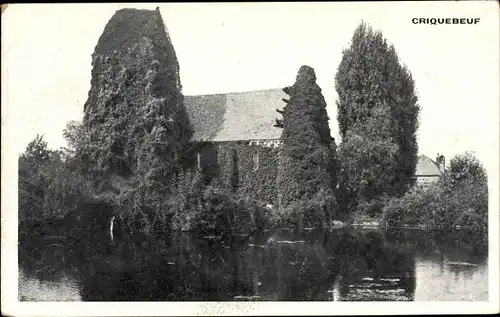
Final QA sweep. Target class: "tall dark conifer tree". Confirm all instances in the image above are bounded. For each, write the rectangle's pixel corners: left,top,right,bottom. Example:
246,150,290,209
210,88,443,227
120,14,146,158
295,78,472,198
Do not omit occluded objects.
277,66,336,221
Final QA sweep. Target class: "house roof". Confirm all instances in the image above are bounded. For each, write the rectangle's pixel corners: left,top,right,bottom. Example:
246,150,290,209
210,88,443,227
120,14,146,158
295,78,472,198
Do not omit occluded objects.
415,155,443,177
184,88,287,142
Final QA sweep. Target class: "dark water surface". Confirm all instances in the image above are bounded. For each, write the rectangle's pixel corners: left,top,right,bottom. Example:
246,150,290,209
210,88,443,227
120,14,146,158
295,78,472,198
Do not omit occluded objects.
19,228,488,301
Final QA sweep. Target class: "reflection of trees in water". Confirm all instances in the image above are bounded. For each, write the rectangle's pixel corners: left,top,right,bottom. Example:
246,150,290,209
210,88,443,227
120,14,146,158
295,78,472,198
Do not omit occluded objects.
18,228,487,301
74,229,416,301
384,230,487,262
77,233,230,300
328,230,416,301
384,229,488,271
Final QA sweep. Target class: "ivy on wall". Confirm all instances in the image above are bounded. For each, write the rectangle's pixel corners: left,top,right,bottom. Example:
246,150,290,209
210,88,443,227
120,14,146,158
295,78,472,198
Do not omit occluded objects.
214,141,280,206
174,140,280,207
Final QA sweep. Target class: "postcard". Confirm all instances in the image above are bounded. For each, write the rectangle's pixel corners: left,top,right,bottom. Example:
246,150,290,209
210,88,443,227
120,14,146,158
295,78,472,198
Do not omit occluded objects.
2,2,499,316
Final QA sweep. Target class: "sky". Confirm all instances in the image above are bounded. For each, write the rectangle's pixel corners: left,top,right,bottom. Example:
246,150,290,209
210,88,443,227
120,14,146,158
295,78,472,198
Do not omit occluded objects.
2,2,499,178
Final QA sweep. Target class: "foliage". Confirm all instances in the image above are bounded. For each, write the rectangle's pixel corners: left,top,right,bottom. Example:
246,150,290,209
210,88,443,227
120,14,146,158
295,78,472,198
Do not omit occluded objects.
447,151,487,185
335,22,420,212
277,65,337,221
216,142,281,206
168,177,271,236
42,160,88,221
382,152,488,231
382,185,444,227
276,188,336,229
351,195,392,223
441,177,488,229
18,135,64,223
337,131,399,217
18,133,122,239
168,169,204,232
70,9,193,233
158,166,273,235
440,153,488,230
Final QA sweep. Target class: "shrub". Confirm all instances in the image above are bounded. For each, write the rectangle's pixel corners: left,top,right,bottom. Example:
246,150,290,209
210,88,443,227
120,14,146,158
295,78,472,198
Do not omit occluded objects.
381,152,487,231
167,171,272,236
440,177,488,229
381,186,443,227
278,190,336,229
352,195,391,222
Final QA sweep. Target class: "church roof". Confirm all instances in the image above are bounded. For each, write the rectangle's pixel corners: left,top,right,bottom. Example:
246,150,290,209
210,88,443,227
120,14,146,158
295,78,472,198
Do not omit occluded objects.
415,155,443,177
184,88,287,142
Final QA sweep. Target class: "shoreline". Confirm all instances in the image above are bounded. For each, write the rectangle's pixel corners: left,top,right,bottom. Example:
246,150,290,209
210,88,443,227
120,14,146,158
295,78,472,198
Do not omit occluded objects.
18,220,486,243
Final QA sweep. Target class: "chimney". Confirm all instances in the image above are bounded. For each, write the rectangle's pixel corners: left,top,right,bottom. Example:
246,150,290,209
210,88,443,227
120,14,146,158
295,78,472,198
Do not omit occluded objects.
439,155,445,174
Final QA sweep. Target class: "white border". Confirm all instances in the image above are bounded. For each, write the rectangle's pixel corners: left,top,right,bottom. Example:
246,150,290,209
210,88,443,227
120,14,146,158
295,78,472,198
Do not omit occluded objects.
2,2,499,316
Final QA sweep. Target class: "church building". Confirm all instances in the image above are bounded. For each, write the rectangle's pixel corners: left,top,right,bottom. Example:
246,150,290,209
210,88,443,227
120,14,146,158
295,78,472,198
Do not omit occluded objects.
183,88,287,206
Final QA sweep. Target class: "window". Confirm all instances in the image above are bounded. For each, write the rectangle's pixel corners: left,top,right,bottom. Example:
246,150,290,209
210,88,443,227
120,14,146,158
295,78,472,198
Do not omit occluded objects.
253,150,259,171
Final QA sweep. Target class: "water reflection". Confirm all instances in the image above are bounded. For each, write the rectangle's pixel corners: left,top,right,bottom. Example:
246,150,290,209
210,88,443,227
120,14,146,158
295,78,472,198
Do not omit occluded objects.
18,228,488,301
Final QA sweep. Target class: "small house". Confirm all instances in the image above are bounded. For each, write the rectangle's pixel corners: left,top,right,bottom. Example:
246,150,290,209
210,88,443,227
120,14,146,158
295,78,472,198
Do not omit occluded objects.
414,154,445,186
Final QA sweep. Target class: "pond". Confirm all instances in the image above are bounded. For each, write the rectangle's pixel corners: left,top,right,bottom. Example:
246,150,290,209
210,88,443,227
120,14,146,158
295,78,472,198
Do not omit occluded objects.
18,228,488,301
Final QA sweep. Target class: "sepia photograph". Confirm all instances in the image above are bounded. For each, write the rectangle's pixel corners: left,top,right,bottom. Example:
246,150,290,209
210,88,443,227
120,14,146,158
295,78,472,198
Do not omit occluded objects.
2,2,499,316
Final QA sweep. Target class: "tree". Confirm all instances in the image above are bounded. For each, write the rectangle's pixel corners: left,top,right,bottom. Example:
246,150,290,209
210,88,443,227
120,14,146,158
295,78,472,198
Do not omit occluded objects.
18,134,61,222
337,131,398,217
447,152,487,185
230,149,239,194
21,134,52,167
335,22,420,214
443,152,488,229
277,65,337,223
